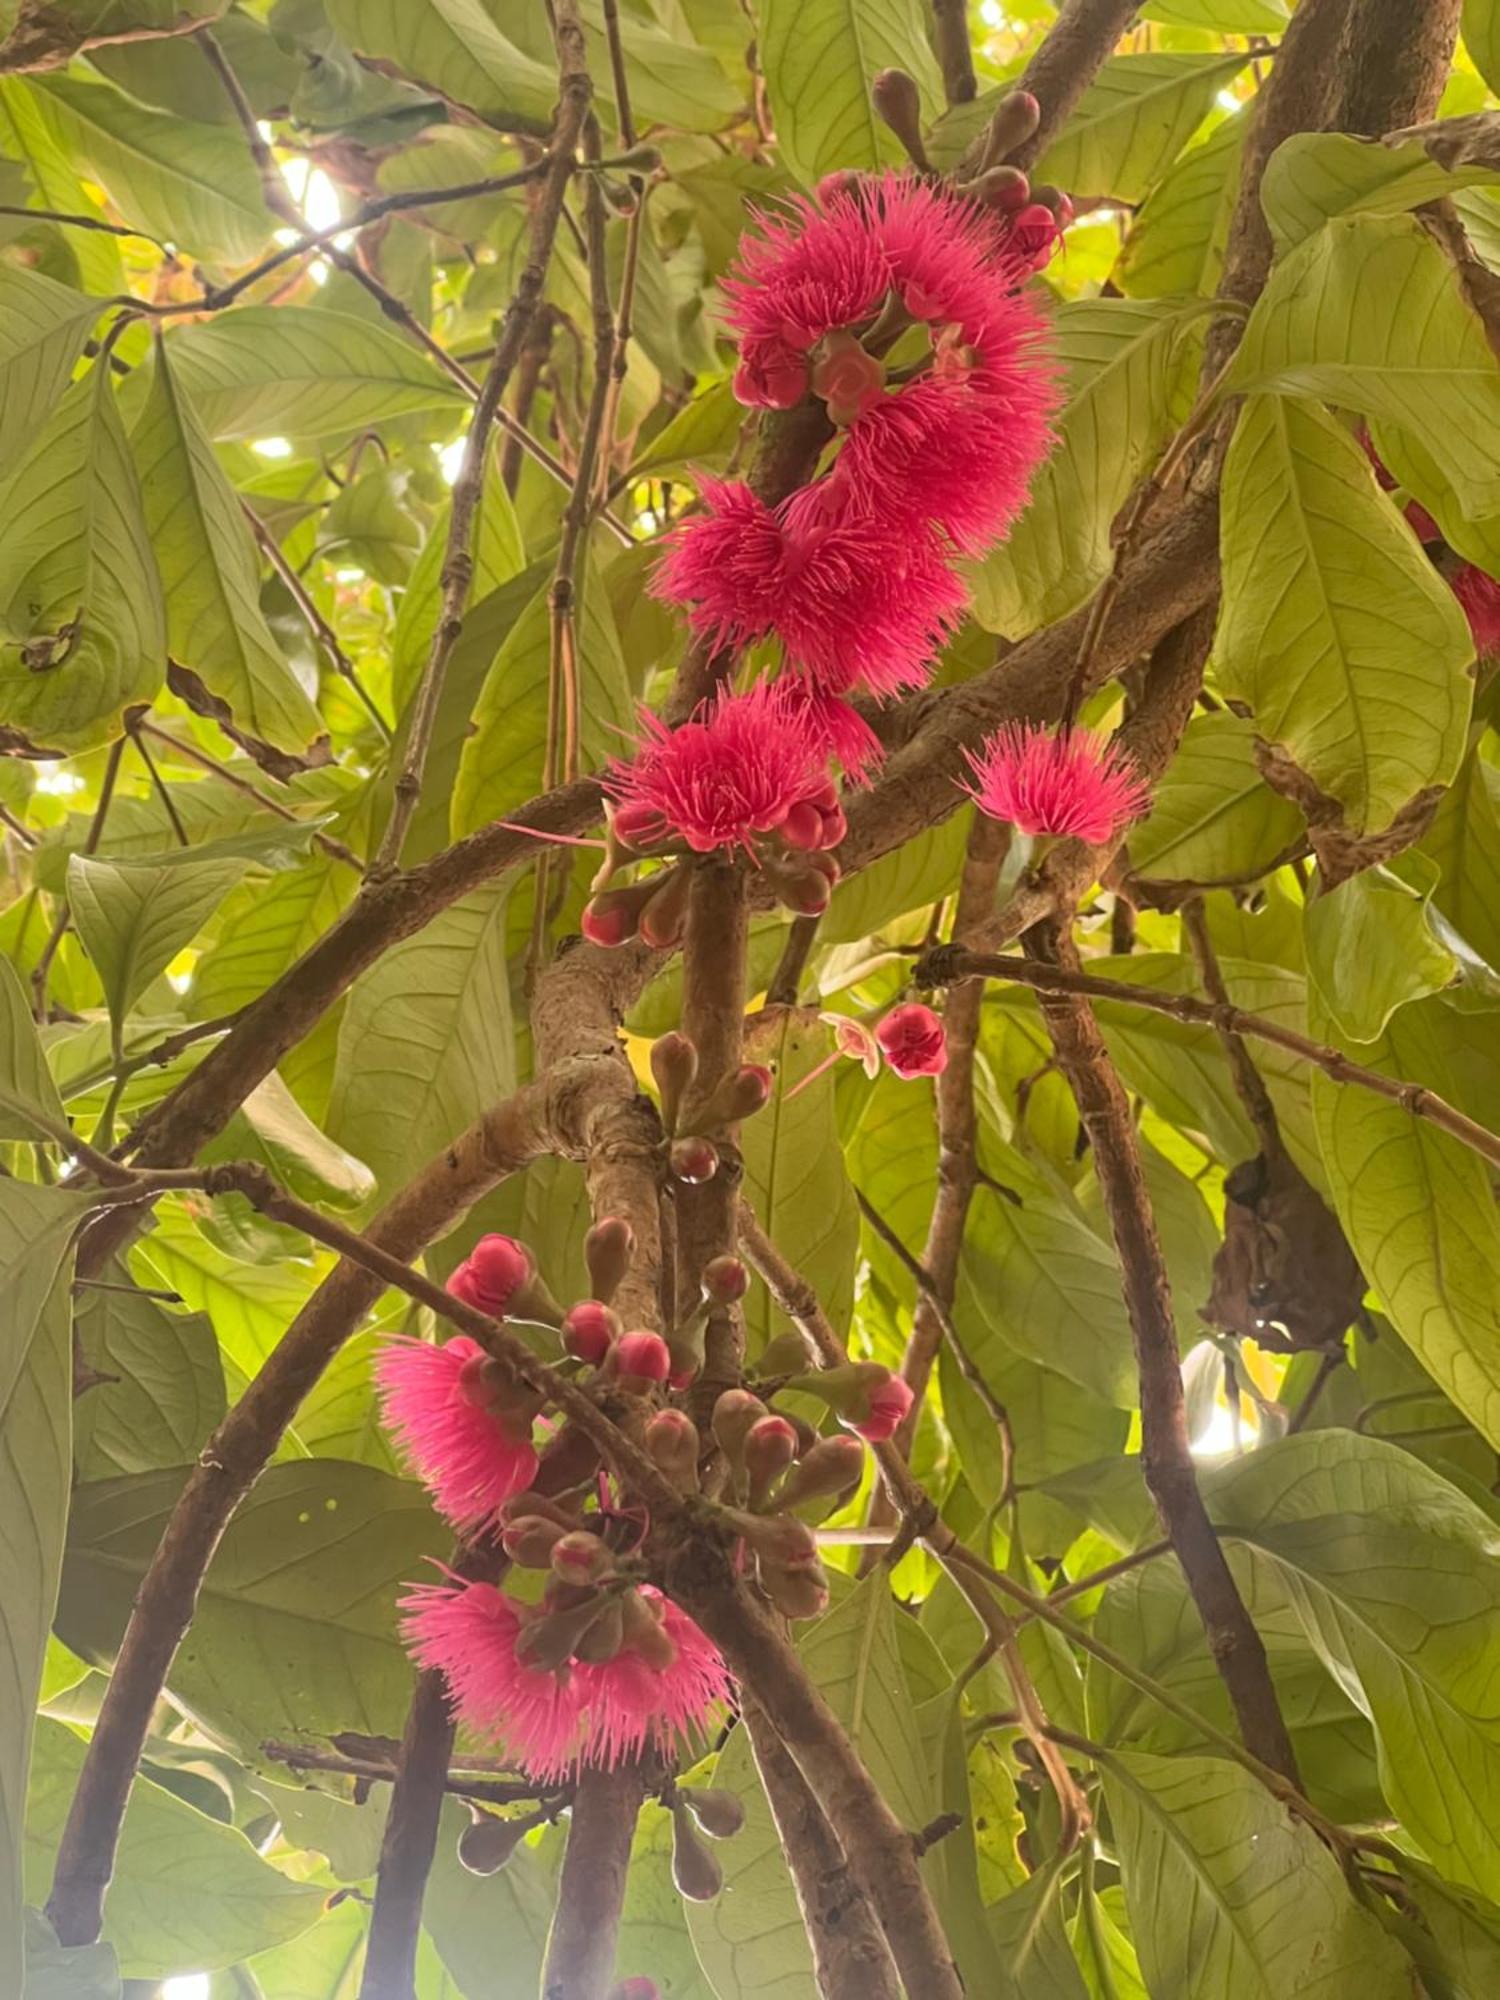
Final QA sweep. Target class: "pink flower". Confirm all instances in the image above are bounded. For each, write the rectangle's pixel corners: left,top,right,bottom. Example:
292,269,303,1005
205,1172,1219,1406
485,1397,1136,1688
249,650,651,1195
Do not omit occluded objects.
572,1589,732,1769
845,1370,914,1444
447,1235,534,1317
810,330,886,426
604,681,839,858
375,1337,539,1532
654,478,965,702
875,1003,948,1080
401,1579,585,1781
733,336,807,409
963,724,1148,846
1452,562,1500,658
820,1011,880,1078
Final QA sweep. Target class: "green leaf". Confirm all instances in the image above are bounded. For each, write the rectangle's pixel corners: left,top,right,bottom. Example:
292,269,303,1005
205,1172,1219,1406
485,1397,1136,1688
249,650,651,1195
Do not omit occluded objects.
0,1193,89,2000
0,78,125,297
1215,393,1473,831
294,1329,399,1472
56,1461,438,1753
971,298,1209,637
130,1205,326,1376
1126,711,1304,884
1311,992,1500,1458
626,379,744,486
604,11,745,135
327,883,514,1199
316,466,421,585
208,1070,377,1209
1034,52,1249,203
1371,415,1500,578
390,460,524,719
988,1862,1090,1997
163,306,467,442
613,1799,715,1997
0,364,164,753
0,263,99,466
25,1718,323,1978
1205,1431,1500,1899
236,1893,367,2000
21,1908,120,2000
1393,1855,1500,1999
0,954,69,1142
74,1280,225,1480
1422,749,1500,972
1071,1878,1148,2000
1228,213,1500,520
1464,0,1500,97
68,848,250,1035
1142,0,1286,24
755,0,943,188
1262,131,1500,254
739,1011,859,1359
422,1798,558,1998
821,813,967,943
1304,867,1457,1041
451,557,632,837
131,339,325,759
1116,115,1244,299
324,0,558,131
191,854,356,1017
1104,1746,1410,1997
26,75,274,264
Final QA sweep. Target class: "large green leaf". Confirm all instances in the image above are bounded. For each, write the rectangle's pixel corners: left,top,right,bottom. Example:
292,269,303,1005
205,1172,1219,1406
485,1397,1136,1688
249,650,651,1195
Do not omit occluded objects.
26,75,274,263
25,1718,323,1978
450,556,632,836
971,298,1209,637
987,1863,1090,1997
421,1797,558,1999
1262,131,1500,253
0,264,99,466
191,853,356,1017
1126,710,1304,885
0,78,124,297
206,1069,377,1210
1215,393,1472,832
0,953,70,1142
0,1192,89,1999
162,306,467,441
1115,114,1244,299
56,1460,438,1753
328,883,515,1198
68,847,250,1036
131,340,325,758
0,365,164,753
1228,213,1500,520
1304,867,1457,1042
1142,0,1286,23
1463,0,1500,95
1312,992,1500,1458
130,1204,328,1376
74,1279,225,1480
1422,749,1500,972
1205,1432,1500,1899
739,1011,859,1359
1034,52,1248,203
21,1909,120,2000
1104,1747,1410,1997
325,0,558,131
390,460,524,718
755,0,943,188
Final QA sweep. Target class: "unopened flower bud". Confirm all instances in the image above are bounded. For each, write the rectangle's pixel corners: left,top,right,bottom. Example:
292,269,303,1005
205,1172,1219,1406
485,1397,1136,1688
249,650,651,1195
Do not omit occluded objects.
457,1352,544,1441
500,1513,567,1567
639,865,692,949
744,1414,798,1509
645,1408,701,1492
755,1330,814,1376
771,1434,867,1512
613,143,662,173
790,1361,914,1442
669,1135,719,1185
571,1594,625,1663
701,1254,749,1306
817,802,847,848
816,169,867,204
458,1808,530,1875
680,1787,746,1840
613,1328,671,1390
448,1234,534,1318
562,1299,620,1367
977,87,1041,173
609,798,667,854
758,1558,831,1620
712,1388,768,1474
969,163,1031,212
1032,183,1074,225
772,858,836,917
581,885,646,948
621,1585,678,1669
550,1530,613,1585
584,1217,635,1306
706,1063,774,1125
672,1803,725,1901
515,1592,609,1672
870,67,928,170
778,799,826,851
500,1491,576,1530
650,1031,699,1136
741,1511,821,1570
667,1309,707,1390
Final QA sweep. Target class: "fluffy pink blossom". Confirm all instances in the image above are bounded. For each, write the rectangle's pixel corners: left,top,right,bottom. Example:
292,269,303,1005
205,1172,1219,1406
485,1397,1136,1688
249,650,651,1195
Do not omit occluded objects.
963,724,1148,846
400,1579,731,1782
572,1589,733,1769
1452,562,1500,658
654,478,965,701
401,1579,584,1781
375,1337,538,1532
875,1003,948,1080
604,681,838,857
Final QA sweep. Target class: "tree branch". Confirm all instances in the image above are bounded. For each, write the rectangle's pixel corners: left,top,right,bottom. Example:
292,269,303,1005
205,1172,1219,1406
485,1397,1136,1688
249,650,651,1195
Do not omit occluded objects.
1019,916,1300,1783
1181,897,1282,1159
360,1668,458,2000
930,0,976,106
1012,1,1143,170
541,1765,646,2000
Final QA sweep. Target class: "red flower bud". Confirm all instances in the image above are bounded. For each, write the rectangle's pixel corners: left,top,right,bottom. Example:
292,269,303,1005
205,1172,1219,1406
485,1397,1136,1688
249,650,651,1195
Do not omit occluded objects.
772,1434,867,1511
550,1530,613,1585
778,799,826,851
875,1003,948,1080
744,1414,798,1509
562,1299,620,1367
621,1585,678,1669
614,1329,672,1389
500,1514,566,1568
610,799,667,852
712,1388,768,1472
639,865,692,949
581,888,642,948
669,1135,719,1185
707,1062,773,1125
650,1031,698,1136
583,1217,635,1307
644,1408,701,1492
701,1254,750,1306
448,1234,534,1317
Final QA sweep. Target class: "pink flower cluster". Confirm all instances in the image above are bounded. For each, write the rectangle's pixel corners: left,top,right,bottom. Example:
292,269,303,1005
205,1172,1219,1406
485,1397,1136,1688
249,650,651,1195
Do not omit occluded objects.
963,723,1149,846
1367,437,1500,658
654,171,1058,741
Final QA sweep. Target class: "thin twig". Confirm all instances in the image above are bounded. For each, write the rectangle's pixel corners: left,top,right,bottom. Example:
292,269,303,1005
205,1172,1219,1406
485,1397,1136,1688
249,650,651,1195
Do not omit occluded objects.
243,505,391,738
32,735,125,1023
920,948,1500,1175
1182,896,1282,1157
136,721,363,874
765,915,821,1010
126,721,189,847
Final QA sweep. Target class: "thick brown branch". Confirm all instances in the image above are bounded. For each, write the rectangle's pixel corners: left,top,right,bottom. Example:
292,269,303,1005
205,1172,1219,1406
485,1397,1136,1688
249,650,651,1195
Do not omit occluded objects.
1340,0,1461,136
360,1670,458,2000
930,0,977,106
1019,917,1300,1783
743,1698,900,1999
1012,1,1142,170
541,1765,645,2000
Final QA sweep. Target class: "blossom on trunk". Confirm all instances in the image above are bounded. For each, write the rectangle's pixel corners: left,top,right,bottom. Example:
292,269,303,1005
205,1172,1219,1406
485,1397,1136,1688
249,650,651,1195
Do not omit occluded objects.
875,1003,948,1079
374,1336,539,1531
604,681,840,857
963,724,1148,846
571,1589,732,1769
